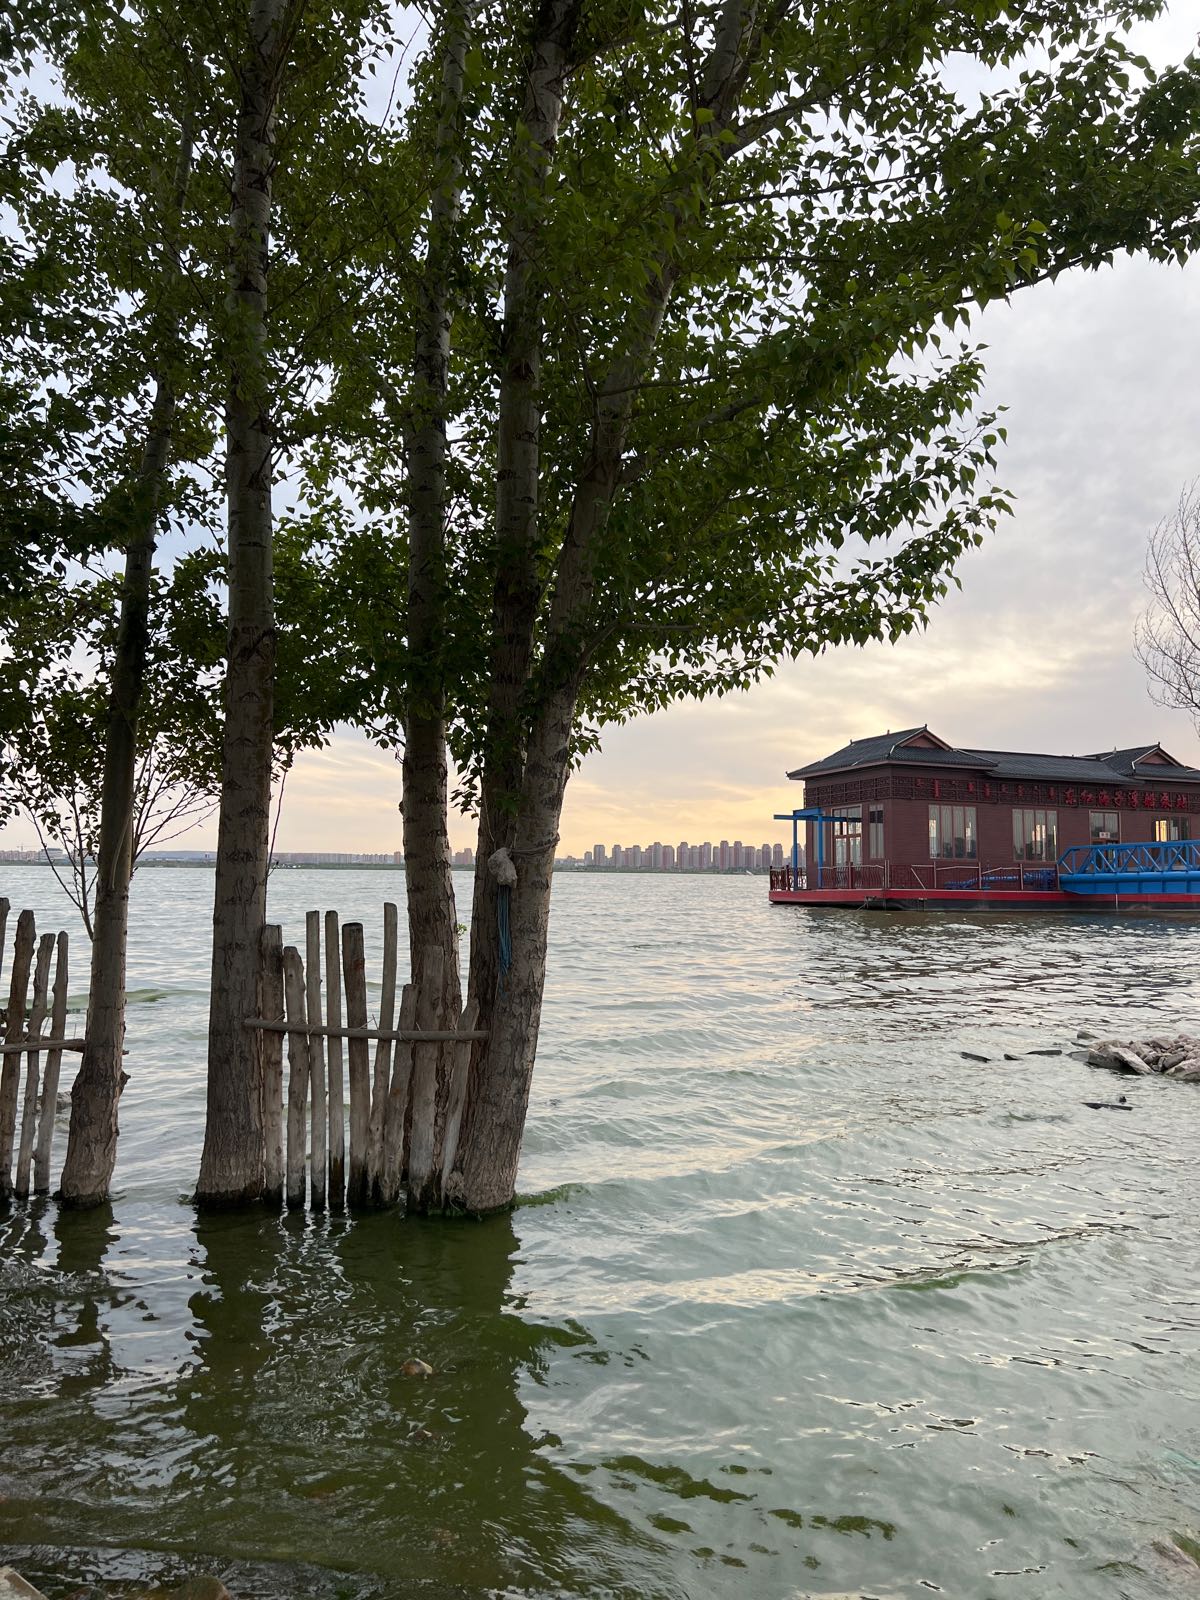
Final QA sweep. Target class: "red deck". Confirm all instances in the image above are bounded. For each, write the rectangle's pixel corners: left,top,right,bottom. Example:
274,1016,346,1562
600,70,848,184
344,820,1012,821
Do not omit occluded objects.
768,886,1200,911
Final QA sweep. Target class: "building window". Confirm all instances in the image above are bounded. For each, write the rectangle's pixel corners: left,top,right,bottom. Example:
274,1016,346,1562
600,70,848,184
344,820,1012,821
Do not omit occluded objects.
1154,817,1190,843
1089,810,1119,843
928,804,977,860
1013,808,1058,861
833,806,862,867
868,805,884,860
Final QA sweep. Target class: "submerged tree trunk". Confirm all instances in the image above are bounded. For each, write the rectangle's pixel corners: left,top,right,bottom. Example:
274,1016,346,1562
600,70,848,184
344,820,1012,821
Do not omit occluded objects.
455,690,575,1211
58,386,175,1205
435,0,583,1214
60,119,195,1207
198,0,289,1206
454,313,675,1214
401,0,473,1033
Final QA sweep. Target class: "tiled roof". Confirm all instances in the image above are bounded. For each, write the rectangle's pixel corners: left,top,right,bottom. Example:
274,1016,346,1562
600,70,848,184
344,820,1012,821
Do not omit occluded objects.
1087,745,1182,777
787,729,990,780
962,749,1139,785
791,733,1200,786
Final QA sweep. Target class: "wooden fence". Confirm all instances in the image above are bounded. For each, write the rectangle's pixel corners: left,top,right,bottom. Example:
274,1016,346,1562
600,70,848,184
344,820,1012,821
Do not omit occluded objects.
249,904,484,1213
0,893,479,1214
0,899,74,1200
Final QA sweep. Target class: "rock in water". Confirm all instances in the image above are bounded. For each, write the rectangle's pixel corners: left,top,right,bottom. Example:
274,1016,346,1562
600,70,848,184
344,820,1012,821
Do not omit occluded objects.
0,1570,50,1600
1087,1042,1152,1074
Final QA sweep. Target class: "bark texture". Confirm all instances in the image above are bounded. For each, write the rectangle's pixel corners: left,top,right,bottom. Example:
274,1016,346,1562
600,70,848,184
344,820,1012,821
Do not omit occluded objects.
423,0,749,1212
58,384,176,1206
57,114,195,1207
400,0,474,1045
197,0,289,1206
456,281,678,1212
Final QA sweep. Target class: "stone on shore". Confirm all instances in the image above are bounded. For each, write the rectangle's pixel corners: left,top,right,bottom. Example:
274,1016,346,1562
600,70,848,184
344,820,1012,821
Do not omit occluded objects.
1088,1034,1200,1081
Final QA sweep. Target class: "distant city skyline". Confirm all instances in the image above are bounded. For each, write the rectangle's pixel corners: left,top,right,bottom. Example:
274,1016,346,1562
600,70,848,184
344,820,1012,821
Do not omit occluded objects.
1,839,790,872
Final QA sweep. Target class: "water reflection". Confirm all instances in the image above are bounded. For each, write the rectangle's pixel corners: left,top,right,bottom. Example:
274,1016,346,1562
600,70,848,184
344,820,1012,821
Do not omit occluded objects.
2,1204,658,1599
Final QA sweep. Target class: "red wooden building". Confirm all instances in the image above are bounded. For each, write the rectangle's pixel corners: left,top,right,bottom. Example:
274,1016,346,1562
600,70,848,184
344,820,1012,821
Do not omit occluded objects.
769,726,1200,909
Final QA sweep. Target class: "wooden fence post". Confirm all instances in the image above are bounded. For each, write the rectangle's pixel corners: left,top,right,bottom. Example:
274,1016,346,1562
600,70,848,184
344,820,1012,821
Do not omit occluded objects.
0,908,36,1196
306,911,326,1212
342,922,369,1207
33,931,69,1194
325,909,344,1210
406,944,444,1209
284,945,309,1210
261,926,285,1206
367,902,398,1204
14,933,54,1197
381,983,416,1205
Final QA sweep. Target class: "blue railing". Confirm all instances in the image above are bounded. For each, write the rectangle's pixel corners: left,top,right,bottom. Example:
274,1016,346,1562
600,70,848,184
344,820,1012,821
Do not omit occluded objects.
1058,840,1200,896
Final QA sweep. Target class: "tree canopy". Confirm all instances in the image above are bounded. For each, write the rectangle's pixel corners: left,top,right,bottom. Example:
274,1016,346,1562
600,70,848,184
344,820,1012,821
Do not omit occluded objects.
287,0,1200,803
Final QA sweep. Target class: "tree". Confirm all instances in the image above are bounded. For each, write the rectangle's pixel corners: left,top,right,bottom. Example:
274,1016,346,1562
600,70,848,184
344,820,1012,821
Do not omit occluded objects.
1,5,233,1203
197,0,415,1204
2,0,384,1205
0,565,223,939
1135,481,1200,722
302,0,1200,1211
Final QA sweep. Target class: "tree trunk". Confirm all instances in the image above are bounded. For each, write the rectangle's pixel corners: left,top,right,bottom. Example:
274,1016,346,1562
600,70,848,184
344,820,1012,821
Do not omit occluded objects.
456,690,575,1211
197,0,289,1207
401,0,473,1021
467,0,581,1015
59,113,195,1207
58,385,175,1206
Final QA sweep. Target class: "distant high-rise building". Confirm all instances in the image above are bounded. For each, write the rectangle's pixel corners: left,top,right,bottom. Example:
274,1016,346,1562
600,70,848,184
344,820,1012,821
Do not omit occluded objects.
662,844,675,869
651,841,663,869
700,841,712,869
594,843,607,866
677,840,688,869
718,839,729,870
629,844,643,869
584,850,593,865
611,844,623,867
773,843,784,868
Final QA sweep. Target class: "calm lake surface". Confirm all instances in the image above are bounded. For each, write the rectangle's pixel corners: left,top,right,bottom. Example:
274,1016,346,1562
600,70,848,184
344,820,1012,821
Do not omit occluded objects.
2,865,1199,1599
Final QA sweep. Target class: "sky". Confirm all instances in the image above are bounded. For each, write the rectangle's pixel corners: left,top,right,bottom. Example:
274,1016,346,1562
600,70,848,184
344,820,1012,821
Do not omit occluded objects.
4,8,1199,860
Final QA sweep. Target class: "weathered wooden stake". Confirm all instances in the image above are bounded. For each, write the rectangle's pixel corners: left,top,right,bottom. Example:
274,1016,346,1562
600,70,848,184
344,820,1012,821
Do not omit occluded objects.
306,911,326,1212
406,944,444,1208
381,983,416,1205
367,902,398,1203
439,997,480,1204
33,932,69,1194
0,899,9,1012
0,908,36,1195
324,909,344,1210
283,944,309,1210
261,925,285,1206
15,933,54,1197
342,922,370,1207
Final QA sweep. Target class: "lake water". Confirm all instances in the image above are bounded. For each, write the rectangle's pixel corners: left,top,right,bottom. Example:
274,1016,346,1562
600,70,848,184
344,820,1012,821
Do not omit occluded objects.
1,865,1199,1599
